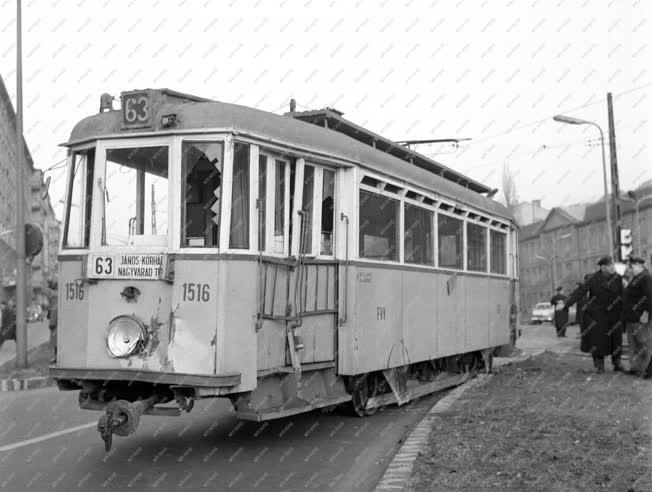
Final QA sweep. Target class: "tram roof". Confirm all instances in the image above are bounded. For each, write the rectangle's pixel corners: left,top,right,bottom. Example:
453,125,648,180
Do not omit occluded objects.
65,89,514,223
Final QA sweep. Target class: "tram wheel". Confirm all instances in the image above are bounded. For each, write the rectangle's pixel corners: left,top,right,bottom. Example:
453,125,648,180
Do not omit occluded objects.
350,373,382,417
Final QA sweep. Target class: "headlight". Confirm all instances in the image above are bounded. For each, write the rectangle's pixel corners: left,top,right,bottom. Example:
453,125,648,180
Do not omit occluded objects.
106,315,148,358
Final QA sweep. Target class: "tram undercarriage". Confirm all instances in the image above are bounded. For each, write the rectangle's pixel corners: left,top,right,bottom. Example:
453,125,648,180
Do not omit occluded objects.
54,349,492,451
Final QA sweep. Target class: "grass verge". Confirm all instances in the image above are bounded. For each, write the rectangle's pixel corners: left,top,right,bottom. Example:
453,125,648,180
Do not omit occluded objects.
409,351,652,491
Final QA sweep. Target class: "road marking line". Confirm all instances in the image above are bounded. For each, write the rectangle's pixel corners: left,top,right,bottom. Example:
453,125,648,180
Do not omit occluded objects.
0,422,96,452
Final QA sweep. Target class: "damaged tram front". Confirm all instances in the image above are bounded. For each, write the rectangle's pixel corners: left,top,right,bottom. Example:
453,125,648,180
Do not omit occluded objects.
52,89,303,450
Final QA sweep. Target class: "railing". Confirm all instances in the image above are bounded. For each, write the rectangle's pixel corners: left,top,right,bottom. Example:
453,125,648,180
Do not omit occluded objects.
256,257,338,324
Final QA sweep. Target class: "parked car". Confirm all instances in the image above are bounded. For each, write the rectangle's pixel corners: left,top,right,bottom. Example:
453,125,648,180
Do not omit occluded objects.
530,301,577,325
530,302,553,324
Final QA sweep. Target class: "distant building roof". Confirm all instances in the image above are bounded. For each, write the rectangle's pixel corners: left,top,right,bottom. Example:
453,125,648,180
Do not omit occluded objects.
520,220,543,240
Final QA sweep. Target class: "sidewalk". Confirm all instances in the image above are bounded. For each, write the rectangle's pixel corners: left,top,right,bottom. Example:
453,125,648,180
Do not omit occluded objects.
406,324,652,491
0,320,49,367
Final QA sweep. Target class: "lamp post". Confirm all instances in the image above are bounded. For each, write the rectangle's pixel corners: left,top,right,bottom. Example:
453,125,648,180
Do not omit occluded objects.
553,115,614,257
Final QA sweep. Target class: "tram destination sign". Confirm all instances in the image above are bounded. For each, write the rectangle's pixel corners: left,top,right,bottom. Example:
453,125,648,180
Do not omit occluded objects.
121,90,152,129
88,253,167,280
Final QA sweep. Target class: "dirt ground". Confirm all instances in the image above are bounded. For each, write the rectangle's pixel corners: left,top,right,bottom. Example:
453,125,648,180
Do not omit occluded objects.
409,352,652,491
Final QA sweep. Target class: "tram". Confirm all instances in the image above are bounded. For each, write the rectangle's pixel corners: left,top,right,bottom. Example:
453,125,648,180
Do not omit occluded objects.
51,89,519,450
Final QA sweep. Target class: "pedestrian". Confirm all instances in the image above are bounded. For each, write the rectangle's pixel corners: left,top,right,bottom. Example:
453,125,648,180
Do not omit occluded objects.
48,282,58,364
564,256,625,374
0,298,16,349
550,286,569,337
622,255,652,378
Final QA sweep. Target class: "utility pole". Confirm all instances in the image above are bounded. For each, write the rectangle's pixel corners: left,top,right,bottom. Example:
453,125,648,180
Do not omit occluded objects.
607,92,622,259
15,0,28,368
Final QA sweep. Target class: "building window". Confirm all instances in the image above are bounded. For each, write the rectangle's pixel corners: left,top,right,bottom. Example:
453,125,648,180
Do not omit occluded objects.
359,190,398,261
467,223,487,272
181,141,222,247
63,148,94,248
490,230,507,274
438,214,463,269
229,143,250,249
404,204,433,265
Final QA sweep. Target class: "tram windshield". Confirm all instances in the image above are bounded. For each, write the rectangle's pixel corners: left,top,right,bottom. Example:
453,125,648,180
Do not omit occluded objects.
102,146,169,246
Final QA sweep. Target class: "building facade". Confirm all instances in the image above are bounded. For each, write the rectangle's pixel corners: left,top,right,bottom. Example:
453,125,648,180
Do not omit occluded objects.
519,181,652,314
30,170,61,304
0,74,59,304
512,199,549,226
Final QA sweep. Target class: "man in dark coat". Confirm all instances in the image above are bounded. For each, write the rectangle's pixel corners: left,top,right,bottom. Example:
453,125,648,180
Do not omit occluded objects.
622,256,652,378
564,256,625,373
550,286,569,337
0,298,16,349
574,275,592,339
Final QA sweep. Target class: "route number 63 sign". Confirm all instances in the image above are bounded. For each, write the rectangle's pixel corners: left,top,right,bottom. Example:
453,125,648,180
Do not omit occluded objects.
121,91,151,128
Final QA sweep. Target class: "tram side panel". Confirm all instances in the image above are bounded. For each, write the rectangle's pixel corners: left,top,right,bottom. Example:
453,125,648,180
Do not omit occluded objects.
434,272,466,358
215,259,257,392
57,258,90,367
350,265,406,374
401,269,438,365
465,276,490,352
488,277,510,347
168,259,220,375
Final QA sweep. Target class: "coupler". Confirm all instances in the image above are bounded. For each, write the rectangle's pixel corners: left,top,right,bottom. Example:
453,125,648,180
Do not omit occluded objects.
97,394,160,451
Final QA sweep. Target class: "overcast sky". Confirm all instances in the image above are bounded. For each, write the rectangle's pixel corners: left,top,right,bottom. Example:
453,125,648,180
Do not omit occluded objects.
1,0,650,220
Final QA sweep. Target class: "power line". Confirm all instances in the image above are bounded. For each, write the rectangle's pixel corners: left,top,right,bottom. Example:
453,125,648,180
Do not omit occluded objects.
468,82,652,145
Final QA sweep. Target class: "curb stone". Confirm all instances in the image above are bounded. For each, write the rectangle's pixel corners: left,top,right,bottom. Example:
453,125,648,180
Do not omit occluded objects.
374,351,540,492
0,376,54,392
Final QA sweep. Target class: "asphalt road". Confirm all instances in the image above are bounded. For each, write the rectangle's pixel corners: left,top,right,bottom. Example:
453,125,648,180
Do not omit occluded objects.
0,385,445,491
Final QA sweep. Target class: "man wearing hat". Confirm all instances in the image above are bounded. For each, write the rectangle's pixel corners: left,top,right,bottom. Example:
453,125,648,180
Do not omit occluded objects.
550,286,569,337
564,255,625,373
622,255,652,378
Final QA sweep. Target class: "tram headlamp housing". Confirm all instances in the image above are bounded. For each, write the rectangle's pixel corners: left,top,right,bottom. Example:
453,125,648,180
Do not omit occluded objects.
106,315,149,358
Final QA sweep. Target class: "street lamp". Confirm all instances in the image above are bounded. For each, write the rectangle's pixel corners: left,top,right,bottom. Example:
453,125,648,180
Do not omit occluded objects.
553,115,614,256
622,191,652,255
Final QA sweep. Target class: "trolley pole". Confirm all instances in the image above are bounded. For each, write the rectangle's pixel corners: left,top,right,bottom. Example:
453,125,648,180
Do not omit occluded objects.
15,0,28,368
607,93,622,260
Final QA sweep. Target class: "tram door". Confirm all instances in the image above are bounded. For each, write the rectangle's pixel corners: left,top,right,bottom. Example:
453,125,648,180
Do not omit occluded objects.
288,162,338,365
256,156,337,369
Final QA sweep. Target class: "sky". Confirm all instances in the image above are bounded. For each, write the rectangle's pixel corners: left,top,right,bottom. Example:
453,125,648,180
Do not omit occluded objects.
0,0,650,221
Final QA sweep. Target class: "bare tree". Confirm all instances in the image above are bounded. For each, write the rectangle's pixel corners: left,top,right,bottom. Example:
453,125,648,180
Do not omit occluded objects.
501,162,519,210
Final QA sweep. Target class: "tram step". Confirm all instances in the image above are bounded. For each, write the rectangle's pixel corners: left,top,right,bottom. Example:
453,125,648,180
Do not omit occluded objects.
366,373,468,411
236,395,352,422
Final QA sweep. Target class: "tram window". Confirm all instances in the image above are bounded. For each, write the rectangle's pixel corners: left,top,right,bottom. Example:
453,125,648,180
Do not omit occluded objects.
301,165,315,254
321,169,335,255
63,148,94,248
438,215,463,269
103,146,168,246
359,190,398,261
467,223,487,272
181,142,223,247
404,204,433,265
229,143,250,249
490,230,507,274
274,160,286,253
258,155,266,251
